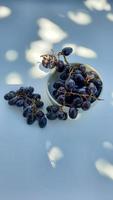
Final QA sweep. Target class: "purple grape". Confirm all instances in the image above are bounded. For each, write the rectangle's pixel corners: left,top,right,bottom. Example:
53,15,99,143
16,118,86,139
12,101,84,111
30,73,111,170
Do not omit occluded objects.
69,107,78,119
57,95,65,105
56,60,65,72
65,79,75,91
81,101,91,110
62,47,73,56
57,110,67,120
38,117,47,128
4,91,16,101
73,97,83,108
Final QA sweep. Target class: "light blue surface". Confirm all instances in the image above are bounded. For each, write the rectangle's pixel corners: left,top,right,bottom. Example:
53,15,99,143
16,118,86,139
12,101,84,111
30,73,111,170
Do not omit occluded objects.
0,0,113,199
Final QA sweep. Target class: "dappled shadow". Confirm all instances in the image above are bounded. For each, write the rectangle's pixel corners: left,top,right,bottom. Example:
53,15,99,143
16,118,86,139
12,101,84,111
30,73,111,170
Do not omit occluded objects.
84,0,111,11
0,6,11,19
5,72,23,84
95,159,113,180
46,140,64,168
67,11,92,25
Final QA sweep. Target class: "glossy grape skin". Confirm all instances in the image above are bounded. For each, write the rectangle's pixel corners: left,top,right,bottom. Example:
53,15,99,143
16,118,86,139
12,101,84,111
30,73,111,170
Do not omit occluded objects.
81,101,91,111
57,95,65,105
36,110,45,120
62,47,73,56
78,87,87,95
16,99,24,107
87,82,97,95
32,93,41,100
4,91,16,101
73,97,83,108
79,64,86,73
57,110,68,120
36,101,44,108
23,108,29,118
27,86,34,94
73,74,85,87
69,107,78,119
65,79,75,91
27,114,36,125
23,106,32,117
46,112,57,120
38,117,47,128
57,87,65,95
46,105,59,113
92,79,102,90
56,60,65,72
53,81,64,89
17,87,25,93
52,89,58,98
60,72,69,81
8,97,19,105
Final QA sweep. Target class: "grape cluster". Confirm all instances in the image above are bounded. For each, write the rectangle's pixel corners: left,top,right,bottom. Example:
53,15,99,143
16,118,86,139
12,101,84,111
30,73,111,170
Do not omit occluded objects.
4,86,47,128
41,47,103,120
51,63,103,119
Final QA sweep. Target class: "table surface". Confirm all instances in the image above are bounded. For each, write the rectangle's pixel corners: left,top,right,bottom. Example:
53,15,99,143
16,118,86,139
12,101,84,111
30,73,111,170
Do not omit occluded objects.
0,0,113,199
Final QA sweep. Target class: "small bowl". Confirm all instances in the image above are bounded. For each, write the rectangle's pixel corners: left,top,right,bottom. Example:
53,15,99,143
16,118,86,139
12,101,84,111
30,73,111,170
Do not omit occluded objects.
46,63,103,112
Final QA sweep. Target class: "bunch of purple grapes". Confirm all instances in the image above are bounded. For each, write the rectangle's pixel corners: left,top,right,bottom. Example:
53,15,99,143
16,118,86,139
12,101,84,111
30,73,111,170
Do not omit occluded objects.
4,86,47,128
42,47,103,119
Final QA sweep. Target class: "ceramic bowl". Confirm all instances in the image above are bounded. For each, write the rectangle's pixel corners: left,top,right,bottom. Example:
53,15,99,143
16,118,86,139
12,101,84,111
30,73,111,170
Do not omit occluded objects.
46,63,103,112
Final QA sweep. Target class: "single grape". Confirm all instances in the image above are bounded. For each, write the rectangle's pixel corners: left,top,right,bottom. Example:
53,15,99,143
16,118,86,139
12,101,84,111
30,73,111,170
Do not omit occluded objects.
73,97,83,108
4,91,16,100
32,93,41,100
73,74,85,87
79,64,86,73
53,81,64,89
62,47,73,56
92,79,102,90
57,95,65,105
57,110,67,120
52,89,58,98
57,87,65,95
69,107,78,119
51,105,59,113
36,110,45,120
36,101,44,108
88,82,97,95
23,106,32,117
81,100,91,110
65,78,75,91
60,71,69,81
56,60,65,72
95,86,102,97
38,117,47,128
27,86,34,94
46,112,57,120
27,114,36,125
17,87,26,93
23,108,29,118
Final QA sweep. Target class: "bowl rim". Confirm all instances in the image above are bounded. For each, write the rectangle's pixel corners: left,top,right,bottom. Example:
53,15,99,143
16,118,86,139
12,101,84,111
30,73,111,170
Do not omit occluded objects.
46,63,103,109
